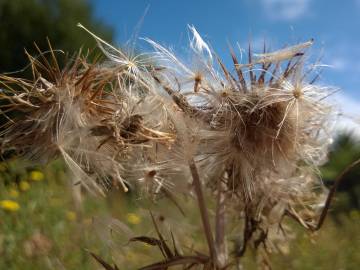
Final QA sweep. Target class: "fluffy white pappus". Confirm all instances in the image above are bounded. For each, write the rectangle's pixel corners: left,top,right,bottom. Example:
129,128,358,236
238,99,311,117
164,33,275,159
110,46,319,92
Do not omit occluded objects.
188,24,213,62
0,24,345,269
0,26,339,264
132,28,334,222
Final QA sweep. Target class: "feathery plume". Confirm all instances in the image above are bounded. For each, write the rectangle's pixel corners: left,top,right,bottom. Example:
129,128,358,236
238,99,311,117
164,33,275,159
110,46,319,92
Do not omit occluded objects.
0,25,337,269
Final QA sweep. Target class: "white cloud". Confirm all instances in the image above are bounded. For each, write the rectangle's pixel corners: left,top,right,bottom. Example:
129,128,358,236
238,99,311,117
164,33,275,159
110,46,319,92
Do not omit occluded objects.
262,0,312,21
327,57,348,71
322,43,360,74
329,92,360,138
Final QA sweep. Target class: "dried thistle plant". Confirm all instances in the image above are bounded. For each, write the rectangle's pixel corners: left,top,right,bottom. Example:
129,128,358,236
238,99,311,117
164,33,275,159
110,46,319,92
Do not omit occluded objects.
0,25,348,269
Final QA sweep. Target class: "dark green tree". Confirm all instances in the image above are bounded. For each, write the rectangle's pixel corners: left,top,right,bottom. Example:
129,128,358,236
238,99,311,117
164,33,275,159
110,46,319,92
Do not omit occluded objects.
0,0,114,160
0,0,113,73
321,133,360,213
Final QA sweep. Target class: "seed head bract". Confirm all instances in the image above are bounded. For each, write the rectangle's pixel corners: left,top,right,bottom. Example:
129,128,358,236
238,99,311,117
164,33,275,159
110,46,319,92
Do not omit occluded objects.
0,25,336,268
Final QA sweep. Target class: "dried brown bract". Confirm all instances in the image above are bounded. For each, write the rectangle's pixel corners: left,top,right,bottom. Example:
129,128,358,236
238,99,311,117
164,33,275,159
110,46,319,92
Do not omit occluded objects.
0,26,338,269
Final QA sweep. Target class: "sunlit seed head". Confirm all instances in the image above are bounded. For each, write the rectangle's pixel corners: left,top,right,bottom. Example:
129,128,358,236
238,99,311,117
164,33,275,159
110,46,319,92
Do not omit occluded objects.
147,169,157,178
293,88,302,99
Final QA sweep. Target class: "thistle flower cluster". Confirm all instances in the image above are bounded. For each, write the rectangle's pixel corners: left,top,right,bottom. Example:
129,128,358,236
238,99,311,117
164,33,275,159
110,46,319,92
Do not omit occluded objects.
0,26,334,268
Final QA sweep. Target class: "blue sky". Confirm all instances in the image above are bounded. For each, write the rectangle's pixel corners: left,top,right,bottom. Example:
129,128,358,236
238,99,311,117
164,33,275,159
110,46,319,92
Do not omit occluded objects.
91,0,360,131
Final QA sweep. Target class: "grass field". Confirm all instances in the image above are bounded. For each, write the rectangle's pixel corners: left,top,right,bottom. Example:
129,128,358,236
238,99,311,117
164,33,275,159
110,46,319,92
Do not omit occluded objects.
1,159,359,270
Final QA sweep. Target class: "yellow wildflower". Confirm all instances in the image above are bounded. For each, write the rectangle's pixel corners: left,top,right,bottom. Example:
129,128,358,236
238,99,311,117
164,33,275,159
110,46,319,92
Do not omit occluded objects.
9,188,19,198
19,180,30,191
0,200,20,212
66,211,77,221
29,171,45,181
126,213,141,225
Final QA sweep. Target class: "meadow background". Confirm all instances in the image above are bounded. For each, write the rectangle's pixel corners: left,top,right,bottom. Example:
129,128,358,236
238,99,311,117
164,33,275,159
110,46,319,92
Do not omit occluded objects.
0,1,360,269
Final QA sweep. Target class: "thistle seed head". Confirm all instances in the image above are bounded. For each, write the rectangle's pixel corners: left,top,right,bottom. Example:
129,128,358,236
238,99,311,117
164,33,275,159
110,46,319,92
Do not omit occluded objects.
0,27,335,255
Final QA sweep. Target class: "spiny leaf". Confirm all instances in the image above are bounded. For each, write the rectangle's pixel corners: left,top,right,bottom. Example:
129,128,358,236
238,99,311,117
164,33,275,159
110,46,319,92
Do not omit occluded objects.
170,231,181,257
89,252,119,270
248,42,256,85
130,236,163,246
228,45,247,92
138,256,209,270
150,211,174,259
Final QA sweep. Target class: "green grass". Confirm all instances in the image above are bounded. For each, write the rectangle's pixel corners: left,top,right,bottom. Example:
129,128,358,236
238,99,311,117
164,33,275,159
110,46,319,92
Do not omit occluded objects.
1,159,360,269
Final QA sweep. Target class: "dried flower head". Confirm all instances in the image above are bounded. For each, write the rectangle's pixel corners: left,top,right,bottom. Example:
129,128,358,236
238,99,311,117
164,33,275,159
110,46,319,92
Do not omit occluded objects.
0,25,337,269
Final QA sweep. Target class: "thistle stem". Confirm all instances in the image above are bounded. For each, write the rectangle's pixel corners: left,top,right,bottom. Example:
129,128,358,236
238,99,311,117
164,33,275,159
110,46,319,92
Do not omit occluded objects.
314,158,360,230
188,159,217,266
215,171,228,267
